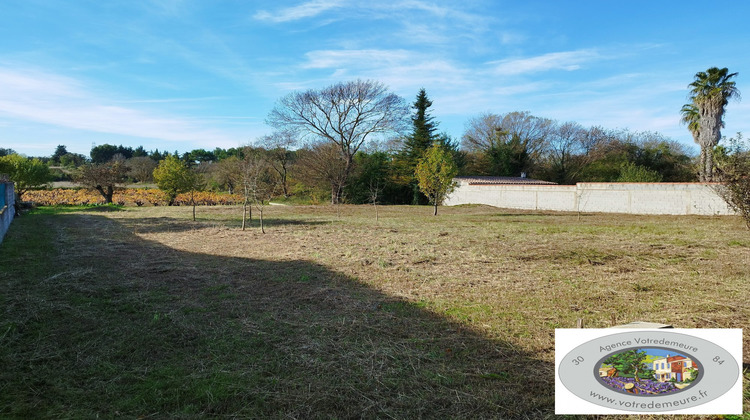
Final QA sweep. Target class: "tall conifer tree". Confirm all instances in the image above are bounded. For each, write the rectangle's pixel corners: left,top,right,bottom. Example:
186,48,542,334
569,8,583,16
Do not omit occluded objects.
400,88,440,204
403,88,439,163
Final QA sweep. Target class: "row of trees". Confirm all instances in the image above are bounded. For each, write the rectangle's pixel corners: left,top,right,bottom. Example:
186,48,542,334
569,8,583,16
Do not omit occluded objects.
460,112,695,184
261,81,703,207
44,82,702,205
58,150,276,230
2,69,744,218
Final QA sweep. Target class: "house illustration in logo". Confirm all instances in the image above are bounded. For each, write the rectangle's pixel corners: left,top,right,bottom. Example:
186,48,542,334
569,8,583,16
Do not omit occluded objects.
652,354,698,382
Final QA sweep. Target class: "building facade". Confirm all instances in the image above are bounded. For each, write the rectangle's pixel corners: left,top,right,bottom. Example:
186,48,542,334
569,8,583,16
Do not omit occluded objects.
652,355,698,382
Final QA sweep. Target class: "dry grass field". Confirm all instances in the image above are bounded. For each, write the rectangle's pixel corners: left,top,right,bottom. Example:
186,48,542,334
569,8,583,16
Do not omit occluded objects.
1,204,748,418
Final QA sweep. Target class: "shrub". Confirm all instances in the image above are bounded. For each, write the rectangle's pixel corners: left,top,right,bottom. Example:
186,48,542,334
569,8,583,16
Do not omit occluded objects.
616,162,663,182
715,134,750,228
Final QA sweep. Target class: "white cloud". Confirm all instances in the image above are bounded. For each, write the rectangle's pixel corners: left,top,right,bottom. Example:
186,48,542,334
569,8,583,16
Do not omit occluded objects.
367,1,488,26
254,0,343,23
376,0,451,17
115,97,227,104
365,2,493,51
489,82,549,96
396,23,452,46
292,47,554,115
489,50,600,75
0,67,237,144
296,48,473,95
303,49,412,69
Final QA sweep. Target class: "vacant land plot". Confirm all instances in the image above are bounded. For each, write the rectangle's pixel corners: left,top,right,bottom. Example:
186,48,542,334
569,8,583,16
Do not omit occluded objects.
1,204,748,418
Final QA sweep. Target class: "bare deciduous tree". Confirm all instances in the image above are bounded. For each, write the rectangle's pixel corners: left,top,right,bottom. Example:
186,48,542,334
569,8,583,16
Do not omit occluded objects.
541,121,590,184
237,148,277,233
295,142,348,204
127,156,157,183
267,79,408,204
461,112,504,152
461,111,554,158
461,111,555,177
495,111,555,159
259,130,297,198
368,179,383,222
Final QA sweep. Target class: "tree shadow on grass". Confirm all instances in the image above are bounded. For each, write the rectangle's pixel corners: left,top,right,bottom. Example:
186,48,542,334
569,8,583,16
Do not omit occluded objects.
29,204,125,215
127,216,328,234
250,217,330,228
0,213,555,419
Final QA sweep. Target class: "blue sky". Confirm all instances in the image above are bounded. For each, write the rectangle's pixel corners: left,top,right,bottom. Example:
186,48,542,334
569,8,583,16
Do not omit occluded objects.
1,0,749,158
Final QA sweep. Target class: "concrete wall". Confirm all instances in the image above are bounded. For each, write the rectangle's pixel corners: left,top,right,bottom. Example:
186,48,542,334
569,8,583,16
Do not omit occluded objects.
445,180,734,216
0,182,15,243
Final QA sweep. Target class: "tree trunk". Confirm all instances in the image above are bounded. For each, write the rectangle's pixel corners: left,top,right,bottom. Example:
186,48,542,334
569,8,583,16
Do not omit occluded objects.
704,146,715,182
94,186,105,202
433,202,438,216
95,185,114,204
242,198,249,230
331,154,354,205
698,105,722,182
259,208,265,234
281,174,289,198
698,147,707,182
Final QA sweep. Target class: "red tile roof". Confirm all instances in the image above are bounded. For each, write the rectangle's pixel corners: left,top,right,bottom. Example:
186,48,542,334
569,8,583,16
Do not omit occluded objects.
455,176,557,185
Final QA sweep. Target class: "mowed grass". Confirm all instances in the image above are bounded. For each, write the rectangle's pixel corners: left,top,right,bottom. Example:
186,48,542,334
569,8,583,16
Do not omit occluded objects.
1,204,748,419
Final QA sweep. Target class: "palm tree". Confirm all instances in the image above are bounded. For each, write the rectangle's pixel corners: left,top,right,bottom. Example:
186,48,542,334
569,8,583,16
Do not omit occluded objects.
679,103,703,179
687,67,740,181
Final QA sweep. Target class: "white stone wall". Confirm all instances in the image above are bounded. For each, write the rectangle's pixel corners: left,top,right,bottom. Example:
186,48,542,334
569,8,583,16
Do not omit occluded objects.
445,181,734,216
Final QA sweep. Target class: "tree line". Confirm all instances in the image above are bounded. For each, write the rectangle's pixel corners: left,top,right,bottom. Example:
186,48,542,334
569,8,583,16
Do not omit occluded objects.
1,69,745,218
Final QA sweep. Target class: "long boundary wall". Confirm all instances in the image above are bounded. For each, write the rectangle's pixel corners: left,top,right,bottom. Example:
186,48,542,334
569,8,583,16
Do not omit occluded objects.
0,182,15,243
444,181,734,216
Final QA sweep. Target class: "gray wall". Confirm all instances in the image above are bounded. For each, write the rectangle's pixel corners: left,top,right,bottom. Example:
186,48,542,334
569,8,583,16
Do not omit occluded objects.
0,182,15,243
445,181,734,216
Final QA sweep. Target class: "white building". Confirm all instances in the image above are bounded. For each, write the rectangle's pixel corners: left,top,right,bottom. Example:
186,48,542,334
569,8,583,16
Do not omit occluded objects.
652,355,697,382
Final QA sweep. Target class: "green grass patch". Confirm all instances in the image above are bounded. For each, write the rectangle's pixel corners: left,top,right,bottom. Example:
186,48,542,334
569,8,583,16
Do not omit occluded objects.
1,204,747,418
